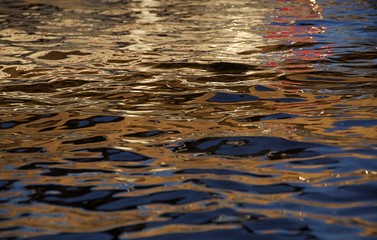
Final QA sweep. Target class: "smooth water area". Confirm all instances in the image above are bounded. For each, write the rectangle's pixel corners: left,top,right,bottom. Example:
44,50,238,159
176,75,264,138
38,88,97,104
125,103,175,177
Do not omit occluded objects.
0,0,376,239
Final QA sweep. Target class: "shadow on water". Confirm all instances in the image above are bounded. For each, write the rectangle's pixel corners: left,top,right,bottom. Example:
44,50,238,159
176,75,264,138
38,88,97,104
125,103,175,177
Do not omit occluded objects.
0,0,376,239
170,136,338,160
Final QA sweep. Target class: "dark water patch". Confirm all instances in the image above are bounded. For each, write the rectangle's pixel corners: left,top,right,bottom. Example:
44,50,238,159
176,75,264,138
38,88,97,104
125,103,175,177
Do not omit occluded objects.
298,182,377,203
237,113,296,122
28,232,113,240
64,115,124,129
243,217,365,240
108,58,132,63
120,228,321,240
345,148,377,158
329,50,377,62
112,222,150,234
207,93,304,104
267,97,306,103
55,90,107,99
239,201,377,222
132,184,165,191
39,126,57,132
171,136,336,159
194,74,250,82
0,180,16,191
206,62,260,73
31,229,253,240
175,168,273,178
62,136,107,145
18,162,64,170
26,184,117,210
160,207,261,225
0,226,21,234
123,130,180,138
1,80,91,93
143,229,249,240
0,120,23,129
38,51,91,60
67,148,151,162
56,87,123,100
5,147,45,153
255,85,277,92
98,189,223,211
187,179,303,194
0,113,57,129
0,3,60,32
242,217,309,234
207,92,259,103
151,61,259,73
327,119,377,131
18,3,61,12
26,113,57,121
48,79,92,88
238,41,323,55
338,206,377,220
241,211,367,240
129,172,153,176
41,168,114,177
116,165,150,169
151,62,206,70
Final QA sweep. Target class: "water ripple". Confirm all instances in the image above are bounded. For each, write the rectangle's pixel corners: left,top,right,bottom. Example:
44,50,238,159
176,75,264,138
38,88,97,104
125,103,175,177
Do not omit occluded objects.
0,0,376,239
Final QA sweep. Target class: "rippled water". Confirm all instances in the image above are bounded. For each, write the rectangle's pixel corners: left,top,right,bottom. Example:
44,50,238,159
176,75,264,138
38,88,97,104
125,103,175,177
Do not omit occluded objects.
1,0,376,239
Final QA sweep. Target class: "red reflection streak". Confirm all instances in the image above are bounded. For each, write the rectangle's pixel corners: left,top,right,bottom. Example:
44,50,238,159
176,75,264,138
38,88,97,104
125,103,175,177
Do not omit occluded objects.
265,26,324,39
263,0,333,72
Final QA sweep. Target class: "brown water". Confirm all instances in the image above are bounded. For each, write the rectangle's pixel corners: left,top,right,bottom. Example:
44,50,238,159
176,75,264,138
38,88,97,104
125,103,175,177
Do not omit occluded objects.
0,0,377,239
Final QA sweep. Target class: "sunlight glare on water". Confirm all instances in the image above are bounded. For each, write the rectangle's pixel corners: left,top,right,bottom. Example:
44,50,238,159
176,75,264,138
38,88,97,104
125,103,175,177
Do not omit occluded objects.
0,0,376,239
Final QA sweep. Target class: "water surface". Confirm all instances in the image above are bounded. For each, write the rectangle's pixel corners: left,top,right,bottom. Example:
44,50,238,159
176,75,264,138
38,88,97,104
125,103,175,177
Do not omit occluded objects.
0,0,376,239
